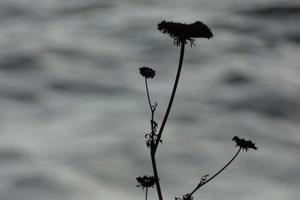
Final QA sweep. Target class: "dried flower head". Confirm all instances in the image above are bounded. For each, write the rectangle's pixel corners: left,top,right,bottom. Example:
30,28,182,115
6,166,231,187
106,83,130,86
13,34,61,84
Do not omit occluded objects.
232,136,258,151
136,175,157,189
158,20,213,46
139,67,156,79
198,174,209,187
175,193,193,200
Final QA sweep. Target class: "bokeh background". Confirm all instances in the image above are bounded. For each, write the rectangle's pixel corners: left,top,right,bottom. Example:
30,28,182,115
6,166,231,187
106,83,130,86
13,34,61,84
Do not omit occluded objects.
0,0,299,199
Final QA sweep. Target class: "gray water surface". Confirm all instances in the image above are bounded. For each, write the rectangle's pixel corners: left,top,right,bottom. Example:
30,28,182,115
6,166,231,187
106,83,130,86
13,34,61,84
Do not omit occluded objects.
0,0,299,200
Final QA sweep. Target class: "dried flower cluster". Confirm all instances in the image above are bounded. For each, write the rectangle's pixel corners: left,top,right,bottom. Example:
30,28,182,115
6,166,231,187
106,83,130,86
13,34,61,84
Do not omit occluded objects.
139,66,156,79
136,175,157,189
158,21,213,46
232,136,258,151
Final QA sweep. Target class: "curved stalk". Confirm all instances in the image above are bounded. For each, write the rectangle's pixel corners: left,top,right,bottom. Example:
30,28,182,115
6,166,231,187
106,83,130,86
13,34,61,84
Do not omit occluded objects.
154,40,186,153
190,147,242,196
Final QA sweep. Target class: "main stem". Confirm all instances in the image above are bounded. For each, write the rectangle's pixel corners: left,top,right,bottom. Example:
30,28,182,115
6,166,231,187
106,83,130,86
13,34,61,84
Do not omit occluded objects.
151,152,163,200
190,147,242,196
151,40,186,200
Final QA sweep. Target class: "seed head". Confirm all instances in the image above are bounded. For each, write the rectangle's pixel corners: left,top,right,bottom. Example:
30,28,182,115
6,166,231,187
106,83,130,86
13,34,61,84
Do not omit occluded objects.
139,67,156,79
136,175,157,189
158,20,213,46
232,136,258,151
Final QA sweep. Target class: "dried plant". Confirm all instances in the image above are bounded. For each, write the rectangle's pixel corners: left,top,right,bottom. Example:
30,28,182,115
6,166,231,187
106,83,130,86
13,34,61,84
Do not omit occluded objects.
137,20,257,200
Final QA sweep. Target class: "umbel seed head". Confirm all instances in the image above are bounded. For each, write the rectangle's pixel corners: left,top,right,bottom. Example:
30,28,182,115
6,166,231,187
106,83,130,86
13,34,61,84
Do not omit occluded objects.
232,136,258,151
157,20,213,46
136,175,157,189
139,66,156,79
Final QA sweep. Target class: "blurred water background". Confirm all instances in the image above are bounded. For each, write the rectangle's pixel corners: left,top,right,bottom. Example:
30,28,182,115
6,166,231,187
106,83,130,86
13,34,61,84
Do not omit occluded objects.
0,0,299,199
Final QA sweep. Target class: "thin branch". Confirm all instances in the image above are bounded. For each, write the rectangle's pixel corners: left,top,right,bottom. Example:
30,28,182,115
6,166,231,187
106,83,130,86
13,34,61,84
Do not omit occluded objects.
145,77,156,147
145,187,148,200
190,147,242,196
154,40,186,153
144,77,153,112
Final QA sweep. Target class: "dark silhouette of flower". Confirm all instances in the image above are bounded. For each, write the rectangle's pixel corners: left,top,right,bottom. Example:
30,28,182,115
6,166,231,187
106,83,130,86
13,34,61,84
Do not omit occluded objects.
157,21,213,46
139,67,156,79
232,136,258,151
136,175,157,189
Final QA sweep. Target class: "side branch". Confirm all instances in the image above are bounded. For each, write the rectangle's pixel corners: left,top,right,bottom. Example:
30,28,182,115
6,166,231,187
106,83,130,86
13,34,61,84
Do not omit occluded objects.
190,147,242,196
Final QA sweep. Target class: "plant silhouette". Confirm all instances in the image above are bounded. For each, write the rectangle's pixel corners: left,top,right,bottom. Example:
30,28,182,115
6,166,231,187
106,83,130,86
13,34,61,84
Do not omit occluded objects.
137,20,257,200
